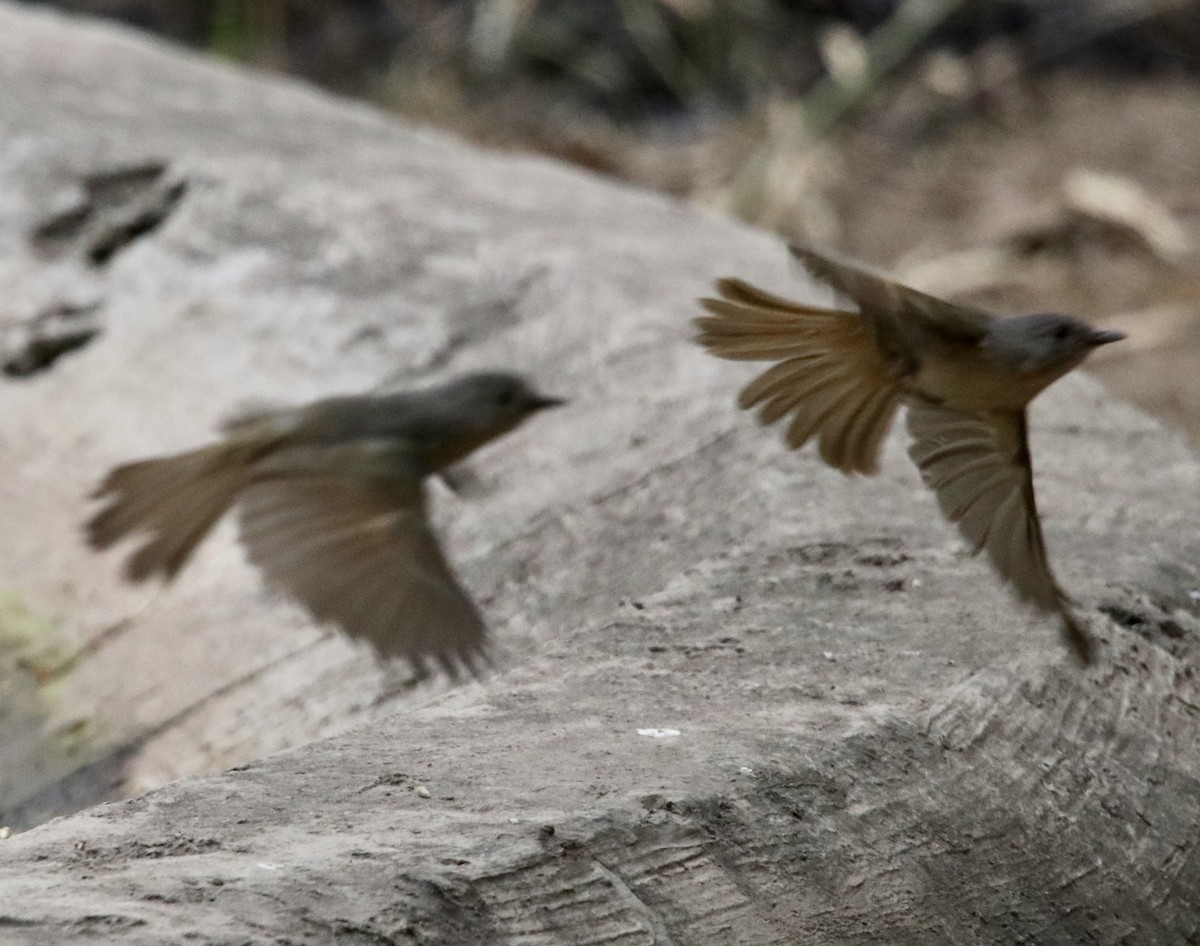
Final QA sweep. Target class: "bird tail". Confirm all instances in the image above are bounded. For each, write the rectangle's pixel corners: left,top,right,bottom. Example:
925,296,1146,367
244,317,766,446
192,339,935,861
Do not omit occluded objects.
86,441,255,582
695,277,904,476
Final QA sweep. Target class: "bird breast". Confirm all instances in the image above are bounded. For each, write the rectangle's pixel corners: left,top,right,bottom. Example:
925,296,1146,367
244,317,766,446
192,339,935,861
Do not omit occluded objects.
911,348,1073,412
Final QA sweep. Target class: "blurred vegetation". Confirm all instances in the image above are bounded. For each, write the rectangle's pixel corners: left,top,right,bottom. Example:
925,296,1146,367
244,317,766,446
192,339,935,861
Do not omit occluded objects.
32,2,1200,212
32,2,1200,214
35,2,1200,119
0,592,105,833
23,0,1200,438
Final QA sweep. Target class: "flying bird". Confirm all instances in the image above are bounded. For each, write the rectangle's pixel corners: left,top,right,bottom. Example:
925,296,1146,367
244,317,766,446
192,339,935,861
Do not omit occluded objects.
87,372,564,679
694,245,1125,662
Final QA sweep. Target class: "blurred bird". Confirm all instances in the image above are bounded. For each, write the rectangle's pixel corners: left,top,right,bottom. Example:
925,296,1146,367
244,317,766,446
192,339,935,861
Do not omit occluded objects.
694,245,1125,663
86,372,564,679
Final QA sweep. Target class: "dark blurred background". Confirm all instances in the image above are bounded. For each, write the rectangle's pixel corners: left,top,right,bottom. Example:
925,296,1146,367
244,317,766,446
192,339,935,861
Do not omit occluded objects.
23,0,1200,438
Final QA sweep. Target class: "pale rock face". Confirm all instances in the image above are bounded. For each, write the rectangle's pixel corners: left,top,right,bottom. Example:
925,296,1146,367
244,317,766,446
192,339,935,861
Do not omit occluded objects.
0,3,1198,944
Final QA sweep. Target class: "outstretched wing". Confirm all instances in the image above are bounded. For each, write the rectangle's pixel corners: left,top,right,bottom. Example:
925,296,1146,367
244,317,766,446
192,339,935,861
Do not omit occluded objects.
695,277,904,475
789,244,994,360
237,441,487,678
905,402,1092,662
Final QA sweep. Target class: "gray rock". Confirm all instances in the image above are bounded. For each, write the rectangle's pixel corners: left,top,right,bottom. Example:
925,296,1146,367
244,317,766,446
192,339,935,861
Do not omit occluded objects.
0,3,1198,943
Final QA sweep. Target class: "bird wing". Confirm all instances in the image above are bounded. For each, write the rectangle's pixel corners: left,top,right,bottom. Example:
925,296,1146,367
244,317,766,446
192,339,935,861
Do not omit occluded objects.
789,245,994,361
237,441,487,678
695,277,904,475
905,403,1091,660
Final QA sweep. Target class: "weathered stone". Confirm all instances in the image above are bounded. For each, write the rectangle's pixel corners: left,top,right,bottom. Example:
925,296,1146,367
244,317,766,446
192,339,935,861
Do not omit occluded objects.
0,3,1197,943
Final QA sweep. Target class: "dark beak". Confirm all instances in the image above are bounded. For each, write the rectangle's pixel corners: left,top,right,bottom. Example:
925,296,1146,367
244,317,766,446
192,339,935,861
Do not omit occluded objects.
1087,328,1126,347
528,394,567,411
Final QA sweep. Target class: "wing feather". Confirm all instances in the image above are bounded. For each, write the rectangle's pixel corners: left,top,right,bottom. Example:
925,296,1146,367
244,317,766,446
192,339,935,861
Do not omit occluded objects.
237,442,487,677
789,244,993,347
714,276,851,316
695,279,903,475
905,403,1091,660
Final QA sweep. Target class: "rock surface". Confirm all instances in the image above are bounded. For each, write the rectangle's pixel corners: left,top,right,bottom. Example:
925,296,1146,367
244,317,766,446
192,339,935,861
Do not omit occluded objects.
0,3,1198,943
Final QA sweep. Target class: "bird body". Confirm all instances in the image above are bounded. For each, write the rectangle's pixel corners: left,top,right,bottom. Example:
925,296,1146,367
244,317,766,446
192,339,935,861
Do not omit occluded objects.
87,372,563,679
695,245,1125,662
910,342,1082,411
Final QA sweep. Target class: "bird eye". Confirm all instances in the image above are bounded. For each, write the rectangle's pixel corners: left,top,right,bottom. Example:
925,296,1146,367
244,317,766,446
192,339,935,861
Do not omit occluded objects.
496,387,517,407
1053,325,1072,341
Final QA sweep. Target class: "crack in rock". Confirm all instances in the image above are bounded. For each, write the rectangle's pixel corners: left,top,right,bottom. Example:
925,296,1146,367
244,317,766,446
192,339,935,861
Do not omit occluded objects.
1,301,101,378
30,162,187,266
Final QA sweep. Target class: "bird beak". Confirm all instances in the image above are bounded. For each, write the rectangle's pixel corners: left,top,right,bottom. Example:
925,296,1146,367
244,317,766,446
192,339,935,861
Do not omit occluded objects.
528,394,567,411
1087,328,1126,347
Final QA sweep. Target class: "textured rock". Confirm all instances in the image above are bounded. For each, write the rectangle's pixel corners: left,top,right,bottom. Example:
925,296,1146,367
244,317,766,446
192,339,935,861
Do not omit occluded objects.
0,3,1198,943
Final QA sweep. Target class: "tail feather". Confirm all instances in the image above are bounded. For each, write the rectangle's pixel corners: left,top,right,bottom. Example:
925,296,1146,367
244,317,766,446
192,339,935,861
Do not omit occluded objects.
714,277,848,317
695,278,905,476
87,444,249,582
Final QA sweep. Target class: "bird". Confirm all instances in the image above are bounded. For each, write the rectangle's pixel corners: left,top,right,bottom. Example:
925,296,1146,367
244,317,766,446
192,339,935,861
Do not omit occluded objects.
693,244,1125,663
86,371,564,679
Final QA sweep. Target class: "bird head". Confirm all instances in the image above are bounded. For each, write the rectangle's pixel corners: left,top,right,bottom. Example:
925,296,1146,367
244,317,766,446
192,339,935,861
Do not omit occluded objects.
985,313,1125,377
417,371,565,469
448,371,564,422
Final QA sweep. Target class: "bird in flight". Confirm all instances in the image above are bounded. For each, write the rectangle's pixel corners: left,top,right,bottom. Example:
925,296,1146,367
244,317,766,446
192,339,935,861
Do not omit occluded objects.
87,372,564,680
694,245,1125,662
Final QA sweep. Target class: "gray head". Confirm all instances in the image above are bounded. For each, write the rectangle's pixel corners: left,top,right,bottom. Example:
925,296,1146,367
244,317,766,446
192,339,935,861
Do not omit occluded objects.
406,371,564,469
984,312,1125,375
431,371,564,419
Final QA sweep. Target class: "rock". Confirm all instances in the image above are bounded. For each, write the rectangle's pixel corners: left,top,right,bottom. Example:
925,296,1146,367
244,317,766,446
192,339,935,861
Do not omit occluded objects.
0,3,1198,943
